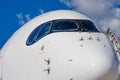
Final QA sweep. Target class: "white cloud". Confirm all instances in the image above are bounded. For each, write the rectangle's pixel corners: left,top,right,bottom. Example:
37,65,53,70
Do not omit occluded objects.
60,0,73,8
100,18,120,32
60,0,120,38
16,13,25,25
16,9,44,26
16,13,31,26
39,9,44,14
25,14,31,21
60,0,117,18
113,8,120,18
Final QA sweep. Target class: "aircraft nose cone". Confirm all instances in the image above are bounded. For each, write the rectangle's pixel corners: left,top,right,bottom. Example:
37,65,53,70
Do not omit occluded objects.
70,50,115,80
84,53,112,77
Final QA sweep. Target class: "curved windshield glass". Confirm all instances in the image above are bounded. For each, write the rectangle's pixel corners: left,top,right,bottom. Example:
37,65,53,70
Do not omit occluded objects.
26,19,100,46
52,20,99,32
52,20,79,32
26,22,52,45
78,20,99,32
35,22,52,41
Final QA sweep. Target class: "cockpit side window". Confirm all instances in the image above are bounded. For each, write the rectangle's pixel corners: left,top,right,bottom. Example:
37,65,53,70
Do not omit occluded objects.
35,22,52,41
52,20,79,32
26,22,52,46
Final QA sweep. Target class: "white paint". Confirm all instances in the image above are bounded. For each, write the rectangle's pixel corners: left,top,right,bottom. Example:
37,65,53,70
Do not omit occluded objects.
0,10,119,80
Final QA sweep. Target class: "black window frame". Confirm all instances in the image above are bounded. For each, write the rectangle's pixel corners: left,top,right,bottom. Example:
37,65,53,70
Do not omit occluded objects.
26,19,100,46
51,19,80,32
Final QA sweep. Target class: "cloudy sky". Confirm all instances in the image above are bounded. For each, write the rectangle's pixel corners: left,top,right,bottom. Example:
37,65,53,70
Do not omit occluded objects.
0,0,120,49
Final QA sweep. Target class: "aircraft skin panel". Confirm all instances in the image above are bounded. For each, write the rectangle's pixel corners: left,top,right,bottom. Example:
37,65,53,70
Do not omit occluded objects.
0,10,119,80
1,32,119,80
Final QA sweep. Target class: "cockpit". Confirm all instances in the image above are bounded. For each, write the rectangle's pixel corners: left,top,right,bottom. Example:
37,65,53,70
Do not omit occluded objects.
52,20,99,32
26,19,100,45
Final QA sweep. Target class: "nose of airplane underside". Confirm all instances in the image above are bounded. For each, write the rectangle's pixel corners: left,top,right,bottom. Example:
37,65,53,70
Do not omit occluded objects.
49,34,118,80
69,50,115,80
50,48,118,80
66,49,116,80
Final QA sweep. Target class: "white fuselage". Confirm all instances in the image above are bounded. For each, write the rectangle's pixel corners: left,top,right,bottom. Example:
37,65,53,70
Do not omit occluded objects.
0,10,119,80
1,32,119,80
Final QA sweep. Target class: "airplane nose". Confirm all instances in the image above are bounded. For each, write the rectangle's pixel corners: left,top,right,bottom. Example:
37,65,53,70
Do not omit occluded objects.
48,33,119,80
84,53,112,78
68,49,116,80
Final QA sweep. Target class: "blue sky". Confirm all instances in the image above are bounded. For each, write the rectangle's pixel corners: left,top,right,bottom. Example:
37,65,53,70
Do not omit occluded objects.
0,0,120,49
0,0,70,49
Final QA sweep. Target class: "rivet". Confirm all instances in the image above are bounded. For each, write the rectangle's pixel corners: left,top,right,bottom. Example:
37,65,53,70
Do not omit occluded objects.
41,45,45,51
88,36,92,40
70,78,74,80
69,59,72,61
79,37,84,41
80,45,83,47
97,37,100,41
104,45,106,47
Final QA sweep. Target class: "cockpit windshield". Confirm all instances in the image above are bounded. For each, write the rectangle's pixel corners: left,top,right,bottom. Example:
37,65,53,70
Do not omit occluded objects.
26,19,100,45
78,20,99,32
52,20,79,32
51,20,100,32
